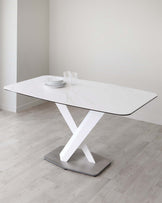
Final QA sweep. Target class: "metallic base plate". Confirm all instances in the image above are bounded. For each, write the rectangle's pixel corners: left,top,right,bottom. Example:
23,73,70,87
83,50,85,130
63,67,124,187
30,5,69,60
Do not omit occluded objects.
44,146,111,177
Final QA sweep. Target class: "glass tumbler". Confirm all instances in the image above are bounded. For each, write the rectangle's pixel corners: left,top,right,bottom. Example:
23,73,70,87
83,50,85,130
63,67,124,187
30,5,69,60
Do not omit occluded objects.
71,72,78,85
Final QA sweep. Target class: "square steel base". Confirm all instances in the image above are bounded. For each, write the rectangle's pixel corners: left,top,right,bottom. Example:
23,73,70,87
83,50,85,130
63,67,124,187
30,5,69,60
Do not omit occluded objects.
44,146,111,176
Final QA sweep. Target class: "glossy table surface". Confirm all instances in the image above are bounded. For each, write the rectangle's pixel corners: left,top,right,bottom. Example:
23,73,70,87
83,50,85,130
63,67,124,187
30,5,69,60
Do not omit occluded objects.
4,75,157,116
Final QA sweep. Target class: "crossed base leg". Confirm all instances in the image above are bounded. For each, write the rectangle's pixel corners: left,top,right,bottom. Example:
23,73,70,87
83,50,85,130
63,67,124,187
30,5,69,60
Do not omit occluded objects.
56,103,104,163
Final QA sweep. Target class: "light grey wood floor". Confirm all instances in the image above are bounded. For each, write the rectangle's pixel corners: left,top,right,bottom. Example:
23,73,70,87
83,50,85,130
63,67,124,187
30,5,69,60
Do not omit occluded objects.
0,102,162,203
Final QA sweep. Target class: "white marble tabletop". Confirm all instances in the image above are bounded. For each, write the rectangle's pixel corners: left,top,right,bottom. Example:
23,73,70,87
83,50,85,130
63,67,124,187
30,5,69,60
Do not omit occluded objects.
4,75,157,116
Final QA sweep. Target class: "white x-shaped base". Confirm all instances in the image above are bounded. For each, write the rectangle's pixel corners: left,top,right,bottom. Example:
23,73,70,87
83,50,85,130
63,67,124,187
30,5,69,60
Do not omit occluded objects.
56,103,104,163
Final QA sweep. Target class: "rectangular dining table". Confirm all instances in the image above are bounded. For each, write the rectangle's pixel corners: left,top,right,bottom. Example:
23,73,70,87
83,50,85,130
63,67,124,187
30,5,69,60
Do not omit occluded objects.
4,75,157,176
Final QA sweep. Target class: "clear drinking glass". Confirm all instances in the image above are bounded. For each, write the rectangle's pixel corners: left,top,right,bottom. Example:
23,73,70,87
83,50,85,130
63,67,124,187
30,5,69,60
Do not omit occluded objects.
63,71,78,85
71,72,78,85
63,71,71,84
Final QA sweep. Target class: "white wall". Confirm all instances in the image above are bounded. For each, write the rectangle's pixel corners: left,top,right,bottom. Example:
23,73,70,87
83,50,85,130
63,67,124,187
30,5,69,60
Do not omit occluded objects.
49,0,162,125
0,0,17,112
17,0,49,111
0,0,49,112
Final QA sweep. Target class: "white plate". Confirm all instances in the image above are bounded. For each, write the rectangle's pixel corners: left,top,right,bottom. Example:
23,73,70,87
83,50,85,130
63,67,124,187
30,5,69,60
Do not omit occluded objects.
45,82,66,88
45,80,64,85
51,80,64,84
